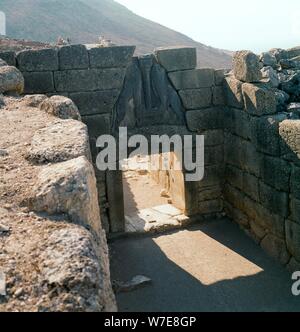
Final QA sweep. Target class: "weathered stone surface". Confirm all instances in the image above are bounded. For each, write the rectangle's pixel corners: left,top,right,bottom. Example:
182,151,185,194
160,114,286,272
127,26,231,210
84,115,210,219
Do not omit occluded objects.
201,129,224,146
260,156,291,192
70,90,120,116
40,227,116,312
23,71,55,94
243,172,259,201
223,76,244,109
27,120,91,164
233,51,262,83
290,197,300,224
88,45,135,69
242,83,277,115
280,72,300,100
197,199,223,214
291,166,300,200
226,164,243,191
198,185,222,201
214,69,226,86
259,52,277,68
114,55,185,130
251,114,287,156
285,220,300,262
269,48,288,61
0,66,24,94
224,133,243,168
30,156,102,235
279,120,300,160
0,59,7,67
261,66,279,88
40,95,81,120
243,195,285,238
179,88,212,109
168,68,215,90
17,48,59,72
287,46,300,59
226,108,252,140
154,47,197,72
259,181,289,218
19,94,48,108
186,108,224,131
54,68,126,92
0,51,16,66
224,201,249,228
223,183,246,212
213,86,225,106
204,145,223,165
198,165,224,188
82,114,111,138
58,44,89,70
261,234,290,265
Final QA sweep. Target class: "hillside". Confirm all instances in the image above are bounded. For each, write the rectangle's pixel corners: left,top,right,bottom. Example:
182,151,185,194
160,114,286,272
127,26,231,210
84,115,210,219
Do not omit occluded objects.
0,0,232,68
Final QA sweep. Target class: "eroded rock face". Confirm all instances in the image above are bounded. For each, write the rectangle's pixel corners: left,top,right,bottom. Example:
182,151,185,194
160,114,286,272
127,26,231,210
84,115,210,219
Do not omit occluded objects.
0,66,24,94
233,51,262,83
39,227,116,312
29,156,102,236
40,95,81,120
26,120,92,164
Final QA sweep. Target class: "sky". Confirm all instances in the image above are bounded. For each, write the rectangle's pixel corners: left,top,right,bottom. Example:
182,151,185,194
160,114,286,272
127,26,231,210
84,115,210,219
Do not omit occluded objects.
116,0,300,53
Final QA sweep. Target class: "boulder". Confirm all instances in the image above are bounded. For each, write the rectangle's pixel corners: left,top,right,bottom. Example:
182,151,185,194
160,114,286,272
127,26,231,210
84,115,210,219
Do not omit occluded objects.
0,59,7,67
0,66,24,94
233,51,262,82
40,95,81,120
19,94,48,108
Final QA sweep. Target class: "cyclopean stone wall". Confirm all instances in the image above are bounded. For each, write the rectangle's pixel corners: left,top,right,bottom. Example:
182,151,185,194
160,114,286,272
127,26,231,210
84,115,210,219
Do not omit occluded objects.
3,43,299,269
223,49,300,270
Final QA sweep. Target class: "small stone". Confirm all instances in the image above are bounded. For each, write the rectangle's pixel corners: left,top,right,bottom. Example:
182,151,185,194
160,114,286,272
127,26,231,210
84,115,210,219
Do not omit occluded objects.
14,287,24,298
0,223,10,234
0,149,8,157
113,275,152,293
0,271,6,296
160,189,170,198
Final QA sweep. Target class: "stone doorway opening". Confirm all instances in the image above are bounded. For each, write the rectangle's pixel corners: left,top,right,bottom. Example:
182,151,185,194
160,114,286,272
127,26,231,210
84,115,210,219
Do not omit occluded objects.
121,152,189,234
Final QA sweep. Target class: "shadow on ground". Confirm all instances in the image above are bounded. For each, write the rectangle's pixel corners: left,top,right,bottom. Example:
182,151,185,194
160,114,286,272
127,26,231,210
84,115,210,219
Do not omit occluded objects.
109,219,300,312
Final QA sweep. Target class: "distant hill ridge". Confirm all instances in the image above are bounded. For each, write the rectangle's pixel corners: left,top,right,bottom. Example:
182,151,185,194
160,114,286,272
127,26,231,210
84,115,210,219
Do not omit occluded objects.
0,0,232,68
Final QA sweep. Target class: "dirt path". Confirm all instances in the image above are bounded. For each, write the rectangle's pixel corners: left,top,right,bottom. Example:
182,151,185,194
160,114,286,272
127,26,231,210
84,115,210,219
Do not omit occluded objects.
110,218,300,312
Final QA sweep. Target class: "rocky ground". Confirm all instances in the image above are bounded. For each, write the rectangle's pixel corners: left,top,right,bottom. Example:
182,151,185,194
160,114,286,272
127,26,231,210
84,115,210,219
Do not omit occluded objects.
0,36,52,52
0,95,115,312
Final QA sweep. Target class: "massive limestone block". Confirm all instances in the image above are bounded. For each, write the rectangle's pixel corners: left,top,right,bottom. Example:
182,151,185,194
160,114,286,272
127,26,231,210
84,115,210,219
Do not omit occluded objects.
17,48,59,72
70,90,120,116
225,108,252,140
251,114,287,156
40,95,81,120
242,83,277,115
285,220,300,262
54,68,126,92
286,46,300,59
168,68,215,90
259,181,289,218
212,86,225,106
259,52,277,68
30,156,102,236
260,156,291,192
186,107,224,131
233,51,262,83
291,166,300,200
39,227,117,312
223,76,244,109
58,44,89,70
0,66,24,94
27,120,91,164
88,45,135,69
179,88,212,109
214,69,227,86
23,71,55,94
154,47,197,72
